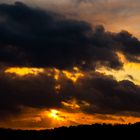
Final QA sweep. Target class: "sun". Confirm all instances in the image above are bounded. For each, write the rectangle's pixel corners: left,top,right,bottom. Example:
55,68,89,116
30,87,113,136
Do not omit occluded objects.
50,109,59,119
47,109,64,121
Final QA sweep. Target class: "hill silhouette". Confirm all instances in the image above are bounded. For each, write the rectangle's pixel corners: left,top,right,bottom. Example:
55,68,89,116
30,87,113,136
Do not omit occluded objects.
0,123,140,140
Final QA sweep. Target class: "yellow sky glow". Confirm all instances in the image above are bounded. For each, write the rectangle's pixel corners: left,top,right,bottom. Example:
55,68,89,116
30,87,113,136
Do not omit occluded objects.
96,52,140,85
4,67,84,83
61,99,81,110
1,107,140,130
5,67,44,76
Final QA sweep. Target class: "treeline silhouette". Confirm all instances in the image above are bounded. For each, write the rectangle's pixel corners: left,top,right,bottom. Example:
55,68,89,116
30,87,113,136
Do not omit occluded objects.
0,123,140,140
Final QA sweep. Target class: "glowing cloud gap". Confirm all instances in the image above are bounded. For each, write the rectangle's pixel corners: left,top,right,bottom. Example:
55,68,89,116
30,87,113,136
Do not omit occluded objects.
4,67,85,83
96,52,140,85
61,99,81,110
5,67,44,76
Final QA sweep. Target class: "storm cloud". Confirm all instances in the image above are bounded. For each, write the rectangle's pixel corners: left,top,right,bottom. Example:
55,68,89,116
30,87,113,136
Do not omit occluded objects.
0,2,140,69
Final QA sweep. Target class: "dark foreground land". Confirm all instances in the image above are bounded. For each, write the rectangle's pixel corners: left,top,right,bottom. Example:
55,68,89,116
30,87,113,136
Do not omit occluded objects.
0,123,140,140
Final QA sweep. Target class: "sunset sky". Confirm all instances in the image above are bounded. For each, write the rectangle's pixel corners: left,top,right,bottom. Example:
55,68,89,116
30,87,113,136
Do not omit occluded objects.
1,0,140,129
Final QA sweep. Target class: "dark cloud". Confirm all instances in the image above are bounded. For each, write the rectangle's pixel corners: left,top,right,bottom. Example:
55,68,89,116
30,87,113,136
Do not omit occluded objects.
0,72,61,119
79,76,140,114
0,2,94,69
1,70,140,119
114,31,140,63
0,2,140,69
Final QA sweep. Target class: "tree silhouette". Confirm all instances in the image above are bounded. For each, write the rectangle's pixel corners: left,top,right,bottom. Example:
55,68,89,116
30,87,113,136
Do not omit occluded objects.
0,123,139,140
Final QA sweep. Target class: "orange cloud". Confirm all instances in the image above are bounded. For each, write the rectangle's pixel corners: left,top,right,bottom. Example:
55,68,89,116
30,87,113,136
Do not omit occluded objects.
5,67,44,76
62,67,84,83
1,107,140,130
4,67,85,83
61,99,81,110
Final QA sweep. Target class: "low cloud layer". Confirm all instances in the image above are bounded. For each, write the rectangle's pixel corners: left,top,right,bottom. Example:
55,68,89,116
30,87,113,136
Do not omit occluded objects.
1,69,140,119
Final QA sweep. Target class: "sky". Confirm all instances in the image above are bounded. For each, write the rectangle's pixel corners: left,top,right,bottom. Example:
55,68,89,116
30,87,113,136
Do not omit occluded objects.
0,0,140,129
2,0,140,38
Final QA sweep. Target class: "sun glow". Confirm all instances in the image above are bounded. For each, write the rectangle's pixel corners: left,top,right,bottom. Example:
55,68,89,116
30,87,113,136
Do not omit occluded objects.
61,99,80,110
40,108,140,129
96,52,140,85
55,84,61,93
2,107,140,130
62,67,84,83
45,109,65,121
52,67,84,83
54,68,60,80
4,67,85,83
49,109,59,119
5,67,44,76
